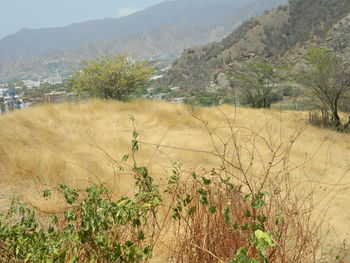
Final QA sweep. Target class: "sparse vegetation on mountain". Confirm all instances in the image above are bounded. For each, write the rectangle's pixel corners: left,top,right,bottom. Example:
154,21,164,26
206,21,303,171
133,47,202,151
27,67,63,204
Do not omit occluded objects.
162,0,350,94
271,0,350,50
70,55,153,101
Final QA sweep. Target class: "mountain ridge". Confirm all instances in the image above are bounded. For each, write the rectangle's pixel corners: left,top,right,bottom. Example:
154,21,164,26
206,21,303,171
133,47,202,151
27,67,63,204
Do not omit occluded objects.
0,0,287,82
160,0,350,90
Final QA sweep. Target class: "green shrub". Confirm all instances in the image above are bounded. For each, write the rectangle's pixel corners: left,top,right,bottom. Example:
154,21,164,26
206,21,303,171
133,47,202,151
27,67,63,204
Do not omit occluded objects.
0,181,159,263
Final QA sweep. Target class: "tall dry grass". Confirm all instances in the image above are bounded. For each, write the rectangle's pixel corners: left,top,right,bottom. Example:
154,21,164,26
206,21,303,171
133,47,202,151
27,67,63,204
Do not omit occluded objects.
0,100,349,261
160,109,322,262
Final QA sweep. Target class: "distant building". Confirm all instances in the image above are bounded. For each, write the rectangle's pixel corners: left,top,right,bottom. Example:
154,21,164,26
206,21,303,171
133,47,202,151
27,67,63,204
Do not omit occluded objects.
44,92,67,103
44,74,62,85
23,79,41,88
0,95,25,113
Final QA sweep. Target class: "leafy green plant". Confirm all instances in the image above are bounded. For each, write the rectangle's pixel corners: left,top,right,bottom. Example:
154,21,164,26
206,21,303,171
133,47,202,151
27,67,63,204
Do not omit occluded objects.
0,181,159,263
70,54,154,101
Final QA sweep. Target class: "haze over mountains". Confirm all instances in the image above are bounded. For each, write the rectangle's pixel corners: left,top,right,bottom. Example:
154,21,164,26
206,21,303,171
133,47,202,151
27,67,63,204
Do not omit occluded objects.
0,0,287,81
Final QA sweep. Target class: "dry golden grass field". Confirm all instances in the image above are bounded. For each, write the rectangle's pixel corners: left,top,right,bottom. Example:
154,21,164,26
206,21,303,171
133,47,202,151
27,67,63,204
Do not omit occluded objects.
0,100,349,261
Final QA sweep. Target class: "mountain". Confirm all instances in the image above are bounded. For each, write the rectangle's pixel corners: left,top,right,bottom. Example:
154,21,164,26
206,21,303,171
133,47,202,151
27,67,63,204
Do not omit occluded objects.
161,0,350,90
0,0,287,81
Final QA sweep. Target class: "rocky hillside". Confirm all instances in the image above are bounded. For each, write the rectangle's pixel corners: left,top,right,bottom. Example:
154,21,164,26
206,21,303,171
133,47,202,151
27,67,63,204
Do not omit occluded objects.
161,0,350,90
0,0,287,82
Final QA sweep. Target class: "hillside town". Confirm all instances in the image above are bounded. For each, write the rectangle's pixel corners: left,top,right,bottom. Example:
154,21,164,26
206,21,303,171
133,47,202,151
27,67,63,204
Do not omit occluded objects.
0,67,189,113
0,73,71,113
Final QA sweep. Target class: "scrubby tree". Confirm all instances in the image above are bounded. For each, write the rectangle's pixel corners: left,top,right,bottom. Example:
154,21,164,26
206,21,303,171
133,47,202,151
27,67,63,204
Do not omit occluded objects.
230,62,281,108
298,48,350,129
71,54,154,100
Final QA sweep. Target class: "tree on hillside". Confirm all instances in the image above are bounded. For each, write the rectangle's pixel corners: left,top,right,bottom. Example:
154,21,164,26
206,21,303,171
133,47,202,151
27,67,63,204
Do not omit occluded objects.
298,48,350,129
71,54,154,101
229,62,281,108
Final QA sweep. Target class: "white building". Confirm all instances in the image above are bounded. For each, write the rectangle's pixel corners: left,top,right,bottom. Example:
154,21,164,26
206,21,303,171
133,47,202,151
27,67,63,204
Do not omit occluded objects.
44,74,62,85
23,79,41,88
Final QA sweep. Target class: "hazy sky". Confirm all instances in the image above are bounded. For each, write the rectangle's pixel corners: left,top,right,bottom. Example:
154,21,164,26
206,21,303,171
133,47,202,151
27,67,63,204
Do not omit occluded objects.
0,0,165,39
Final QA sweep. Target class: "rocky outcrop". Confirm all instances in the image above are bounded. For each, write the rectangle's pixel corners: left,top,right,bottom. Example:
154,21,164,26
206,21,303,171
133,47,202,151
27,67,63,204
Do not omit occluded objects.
326,14,350,57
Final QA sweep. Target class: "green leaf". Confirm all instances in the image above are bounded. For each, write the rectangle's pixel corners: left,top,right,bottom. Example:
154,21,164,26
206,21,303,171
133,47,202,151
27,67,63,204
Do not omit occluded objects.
122,154,129,162
133,131,139,139
209,205,217,214
257,214,267,223
245,210,252,218
138,231,145,241
229,248,259,263
255,230,275,246
50,214,58,224
68,257,78,263
224,207,231,224
183,195,192,206
168,175,180,185
198,189,207,195
191,172,197,179
188,206,196,215
201,177,212,186
132,139,139,152
199,196,208,205
254,230,276,256
232,220,239,230
24,253,32,262
43,189,52,199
